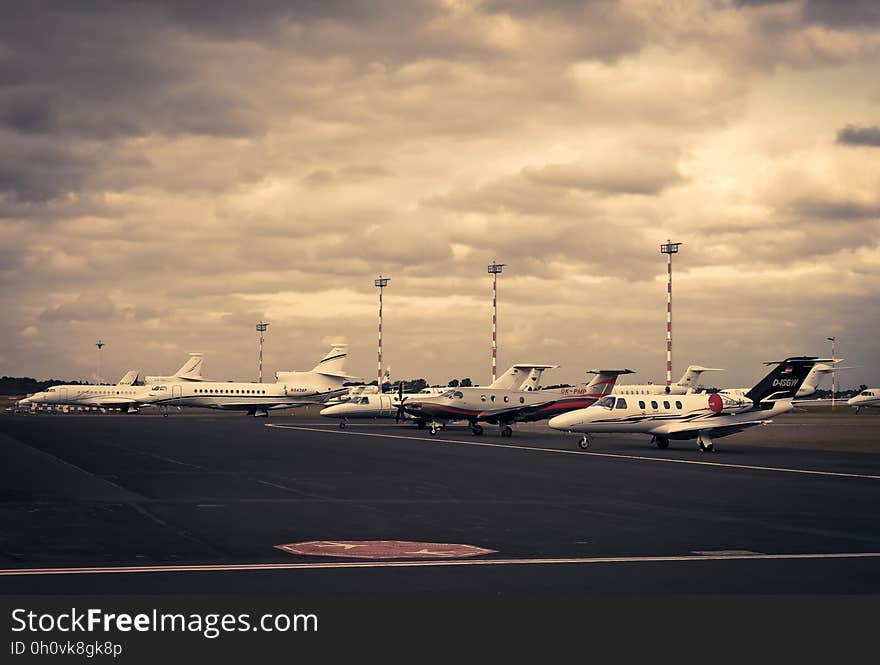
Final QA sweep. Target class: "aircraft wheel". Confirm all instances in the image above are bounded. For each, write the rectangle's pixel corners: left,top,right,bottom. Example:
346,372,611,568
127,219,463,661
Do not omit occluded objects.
339,422,346,429
471,424,483,436
162,412,169,418
430,425,438,436
578,435,590,450
501,426,513,438
656,437,669,450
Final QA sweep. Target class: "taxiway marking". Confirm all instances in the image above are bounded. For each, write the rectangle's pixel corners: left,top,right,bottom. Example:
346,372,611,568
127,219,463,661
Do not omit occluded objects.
2,552,880,576
265,424,880,481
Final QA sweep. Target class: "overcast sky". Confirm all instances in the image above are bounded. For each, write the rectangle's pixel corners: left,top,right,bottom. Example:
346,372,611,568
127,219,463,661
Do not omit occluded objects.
1,0,878,389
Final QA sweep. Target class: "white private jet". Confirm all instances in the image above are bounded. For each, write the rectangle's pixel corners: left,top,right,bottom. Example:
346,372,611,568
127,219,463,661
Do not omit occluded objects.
848,389,880,413
404,366,635,436
548,356,822,452
146,345,356,417
614,365,725,396
18,355,208,413
319,384,449,427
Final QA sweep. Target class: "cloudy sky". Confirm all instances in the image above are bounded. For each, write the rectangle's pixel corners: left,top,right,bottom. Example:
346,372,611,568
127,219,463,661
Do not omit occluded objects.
1,0,878,389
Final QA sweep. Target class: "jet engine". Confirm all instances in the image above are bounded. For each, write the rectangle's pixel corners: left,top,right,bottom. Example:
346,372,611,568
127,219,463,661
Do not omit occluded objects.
708,393,751,414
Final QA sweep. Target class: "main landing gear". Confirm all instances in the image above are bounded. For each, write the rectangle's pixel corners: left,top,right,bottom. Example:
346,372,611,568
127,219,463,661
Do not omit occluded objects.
429,422,446,435
651,435,669,450
248,408,269,418
470,423,484,436
500,425,513,438
338,420,347,429
697,431,714,452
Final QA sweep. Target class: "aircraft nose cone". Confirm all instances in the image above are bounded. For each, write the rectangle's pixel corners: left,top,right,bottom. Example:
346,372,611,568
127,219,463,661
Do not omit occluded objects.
319,405,343,417
548,411,580,430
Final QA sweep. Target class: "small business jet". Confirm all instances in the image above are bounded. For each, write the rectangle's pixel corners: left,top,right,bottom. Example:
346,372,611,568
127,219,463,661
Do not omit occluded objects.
319,385,449,427
18,355,208,413
146,345,356,417
848,389,880,413
404,366,635,436
614,365,724,396
548,357,821,452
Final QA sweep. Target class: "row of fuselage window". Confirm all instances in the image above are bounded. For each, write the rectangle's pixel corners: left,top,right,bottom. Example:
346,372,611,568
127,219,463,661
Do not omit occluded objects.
191,388,268,395
605,397,684,410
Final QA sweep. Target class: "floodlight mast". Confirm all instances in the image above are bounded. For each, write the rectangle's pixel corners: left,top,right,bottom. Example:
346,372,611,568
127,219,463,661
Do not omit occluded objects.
256,322,269,383
659,240,682,391
375,276,390,387
487,261,505,384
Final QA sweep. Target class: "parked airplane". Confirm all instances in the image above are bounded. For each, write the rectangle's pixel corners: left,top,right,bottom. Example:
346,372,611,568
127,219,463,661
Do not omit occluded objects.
17,355,207,412
614,365,724,396
324,368,392,406
404,367,635,436
548,357,821,452
848,389,880,413
144,353,205,383
146,345,356,417
319,384,449,427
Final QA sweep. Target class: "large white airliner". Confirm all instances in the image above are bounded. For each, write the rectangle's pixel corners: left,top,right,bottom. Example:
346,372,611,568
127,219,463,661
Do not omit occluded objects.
146,345,355,417
548,357,821,452
848,389,880,413
19,355,208,413
404,367,635,436
614,365,724,396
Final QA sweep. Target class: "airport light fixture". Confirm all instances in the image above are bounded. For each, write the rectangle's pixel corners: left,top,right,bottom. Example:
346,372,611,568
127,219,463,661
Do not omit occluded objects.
256,321,269,383
827,336,836,410
95,339,105,385
488,261,506,384
660,240,683,391
375,276,390,386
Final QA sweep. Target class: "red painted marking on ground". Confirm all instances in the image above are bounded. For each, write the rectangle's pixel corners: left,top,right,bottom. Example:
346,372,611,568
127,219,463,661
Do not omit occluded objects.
275,540,497,559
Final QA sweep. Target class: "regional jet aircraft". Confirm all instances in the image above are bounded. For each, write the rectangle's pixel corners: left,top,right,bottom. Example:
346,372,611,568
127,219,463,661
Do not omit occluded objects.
614,365,724,396
404,367,635,436
146,345,356,417
848,389,880,413
548,357,821,452
18,355,208,412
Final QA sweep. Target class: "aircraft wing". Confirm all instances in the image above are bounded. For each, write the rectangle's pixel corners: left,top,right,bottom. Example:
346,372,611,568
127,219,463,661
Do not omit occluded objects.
657,419,773,439
791,398,836,408
476,400,560,423
93,397,139,407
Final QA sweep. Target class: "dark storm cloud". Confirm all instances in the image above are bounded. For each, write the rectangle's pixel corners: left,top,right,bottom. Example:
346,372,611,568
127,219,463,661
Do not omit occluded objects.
836,124,880,147
791,198,880,221
801,0,880,29
0,138,97,203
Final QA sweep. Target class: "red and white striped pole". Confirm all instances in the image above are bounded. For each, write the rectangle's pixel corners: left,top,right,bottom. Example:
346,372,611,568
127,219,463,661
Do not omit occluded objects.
660,241,682,391
488,261,505,384
256,322,268,383
375,276,390,387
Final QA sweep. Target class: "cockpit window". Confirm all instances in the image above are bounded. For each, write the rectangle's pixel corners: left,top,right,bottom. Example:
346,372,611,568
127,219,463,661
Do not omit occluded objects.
596,396,615,409
357,396,369,405
616,398,628,409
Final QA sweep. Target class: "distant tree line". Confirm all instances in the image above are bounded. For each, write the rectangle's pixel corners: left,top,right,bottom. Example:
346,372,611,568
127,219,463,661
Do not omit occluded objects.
0,377,86,396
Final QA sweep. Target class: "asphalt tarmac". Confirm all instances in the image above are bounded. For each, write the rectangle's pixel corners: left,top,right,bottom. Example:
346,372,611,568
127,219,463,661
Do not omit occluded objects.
1,411,879,595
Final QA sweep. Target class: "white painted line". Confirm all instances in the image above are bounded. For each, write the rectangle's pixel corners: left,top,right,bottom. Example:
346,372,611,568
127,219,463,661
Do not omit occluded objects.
3,552,880,576
265,424,880,481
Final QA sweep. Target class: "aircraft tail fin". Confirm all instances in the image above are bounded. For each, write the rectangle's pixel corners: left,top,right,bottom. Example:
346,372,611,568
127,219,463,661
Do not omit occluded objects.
489,364,558,391
584,369,635,396
310,345,349,377
174,353,204,379
116,370,140,386
745,357,822,404
676,365,725,388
